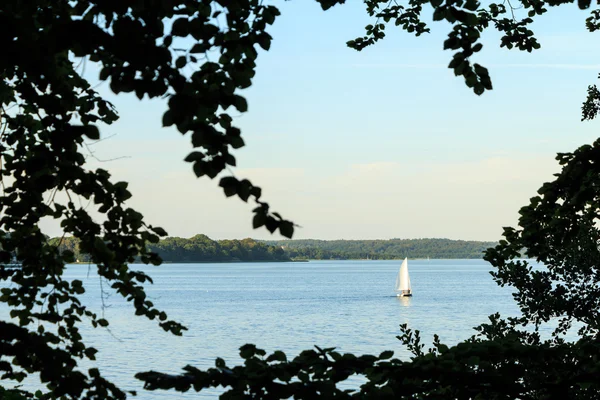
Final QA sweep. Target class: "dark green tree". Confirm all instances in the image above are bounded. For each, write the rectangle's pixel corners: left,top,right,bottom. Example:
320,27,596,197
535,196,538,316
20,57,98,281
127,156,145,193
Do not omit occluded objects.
268,238,496,260
1,0,289,397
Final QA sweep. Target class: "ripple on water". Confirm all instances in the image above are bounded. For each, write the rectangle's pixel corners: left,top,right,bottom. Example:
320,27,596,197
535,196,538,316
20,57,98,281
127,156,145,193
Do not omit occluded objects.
2,260,521,399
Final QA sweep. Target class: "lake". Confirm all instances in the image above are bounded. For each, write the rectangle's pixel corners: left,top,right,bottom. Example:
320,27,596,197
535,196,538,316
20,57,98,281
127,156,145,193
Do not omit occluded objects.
3,259,521,398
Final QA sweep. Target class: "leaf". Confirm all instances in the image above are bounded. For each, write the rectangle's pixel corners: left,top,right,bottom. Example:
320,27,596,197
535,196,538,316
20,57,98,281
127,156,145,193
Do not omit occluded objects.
253,212,266,229
266,351,287,362
85,347,98,360
258,33,272,51
239,344,257,359
219,176,239,197
219,176,238,187
175,56,187,69
578,0,592,10
229,136,245,149
433,7,446,21
171,18,189,36
232,95,248,113
190,43,204,53
265,216,278,233
184,151,204,163
162,110,174,127
379,350,394,359
99,68,110,81
153,227,168,236
238,181,250,202
474,82,485,95
219,114,233,129
225,153,236,166
83,125,100,140
443,37,459,50
279,221,294,238
193,162,204,177
250,186,261,199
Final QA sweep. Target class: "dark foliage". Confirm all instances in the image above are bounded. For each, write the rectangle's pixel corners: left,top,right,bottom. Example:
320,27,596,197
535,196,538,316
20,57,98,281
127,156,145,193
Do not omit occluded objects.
2,0,600,398
50,235,290,263
149,235,290,262
49,236,494,263
268,238,496,260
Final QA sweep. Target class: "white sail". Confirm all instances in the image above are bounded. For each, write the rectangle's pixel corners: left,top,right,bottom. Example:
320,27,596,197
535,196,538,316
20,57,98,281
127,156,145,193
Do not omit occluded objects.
395,258,411,294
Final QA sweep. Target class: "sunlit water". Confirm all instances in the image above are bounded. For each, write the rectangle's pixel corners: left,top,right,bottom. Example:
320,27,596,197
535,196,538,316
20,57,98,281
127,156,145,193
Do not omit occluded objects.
3,259,523,398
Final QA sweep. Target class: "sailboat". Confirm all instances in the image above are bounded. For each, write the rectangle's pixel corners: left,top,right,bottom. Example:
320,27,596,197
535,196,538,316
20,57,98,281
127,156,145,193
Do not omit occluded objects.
395,257,412,297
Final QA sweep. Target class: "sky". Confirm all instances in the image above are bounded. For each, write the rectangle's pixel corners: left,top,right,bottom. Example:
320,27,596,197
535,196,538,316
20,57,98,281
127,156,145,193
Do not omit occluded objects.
41,2,600,241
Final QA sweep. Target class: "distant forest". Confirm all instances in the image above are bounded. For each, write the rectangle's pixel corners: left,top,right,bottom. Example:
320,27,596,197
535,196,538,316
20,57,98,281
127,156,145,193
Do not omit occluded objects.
148,235,289,262
265,238,496,260
48,235,290,263
48,236,495,262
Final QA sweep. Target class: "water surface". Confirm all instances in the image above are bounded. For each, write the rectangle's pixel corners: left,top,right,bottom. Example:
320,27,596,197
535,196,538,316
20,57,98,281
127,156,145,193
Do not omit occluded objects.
4,259,520,398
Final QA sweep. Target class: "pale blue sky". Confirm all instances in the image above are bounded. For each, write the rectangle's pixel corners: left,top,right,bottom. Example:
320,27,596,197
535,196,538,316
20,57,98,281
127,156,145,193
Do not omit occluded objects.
42,2,600,241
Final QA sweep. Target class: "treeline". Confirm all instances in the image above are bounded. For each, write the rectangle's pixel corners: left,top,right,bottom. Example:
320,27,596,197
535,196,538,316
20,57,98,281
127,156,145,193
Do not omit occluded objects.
147,235,289,262
48,235,290,263
264,238,496,260
47,236,495,262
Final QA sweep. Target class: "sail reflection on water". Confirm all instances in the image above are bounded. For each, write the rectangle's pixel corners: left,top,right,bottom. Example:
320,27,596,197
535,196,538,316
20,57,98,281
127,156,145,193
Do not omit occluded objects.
396,295,412,307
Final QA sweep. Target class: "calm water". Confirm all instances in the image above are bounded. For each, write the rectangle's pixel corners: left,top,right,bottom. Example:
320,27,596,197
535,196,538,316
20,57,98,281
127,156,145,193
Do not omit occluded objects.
4,259,521,398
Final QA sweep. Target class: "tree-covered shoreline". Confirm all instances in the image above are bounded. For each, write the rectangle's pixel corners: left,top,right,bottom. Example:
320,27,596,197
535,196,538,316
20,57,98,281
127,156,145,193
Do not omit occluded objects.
49,235,291,263
49,235,496,263
267,238,496,260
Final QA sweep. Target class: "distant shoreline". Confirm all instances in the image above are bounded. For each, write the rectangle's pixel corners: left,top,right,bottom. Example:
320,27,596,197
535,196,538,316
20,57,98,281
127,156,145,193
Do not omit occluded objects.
51,236,497,265
67,257,490,265
69,259,309,265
